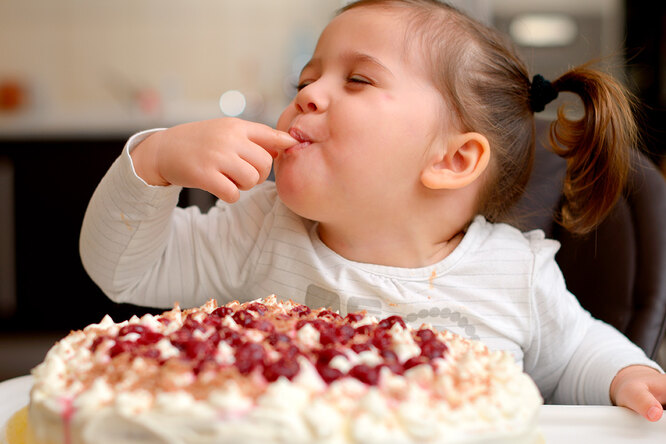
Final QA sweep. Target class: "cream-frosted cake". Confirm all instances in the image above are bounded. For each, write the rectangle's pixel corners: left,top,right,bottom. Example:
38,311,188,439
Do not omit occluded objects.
23,296,542,444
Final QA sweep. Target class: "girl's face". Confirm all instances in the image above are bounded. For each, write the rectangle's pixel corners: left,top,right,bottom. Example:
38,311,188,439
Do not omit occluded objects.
275,7,449,227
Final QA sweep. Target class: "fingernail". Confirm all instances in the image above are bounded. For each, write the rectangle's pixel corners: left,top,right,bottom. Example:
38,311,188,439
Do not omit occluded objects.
279,131,298,143
647,405,662,421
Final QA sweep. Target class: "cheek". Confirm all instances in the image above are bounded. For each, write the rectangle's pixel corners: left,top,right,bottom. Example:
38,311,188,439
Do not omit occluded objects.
276,103,296,131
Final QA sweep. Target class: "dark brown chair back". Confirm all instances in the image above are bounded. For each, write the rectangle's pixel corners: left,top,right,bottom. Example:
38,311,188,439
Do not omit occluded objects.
510,118,666,359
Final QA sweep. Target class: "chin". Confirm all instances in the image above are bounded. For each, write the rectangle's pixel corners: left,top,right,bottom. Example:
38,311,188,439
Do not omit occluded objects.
274,175,327,223
275,175,310,217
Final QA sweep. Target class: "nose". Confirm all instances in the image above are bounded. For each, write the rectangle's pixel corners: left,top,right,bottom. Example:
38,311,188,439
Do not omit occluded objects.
294,81,327,114
297,101,317,113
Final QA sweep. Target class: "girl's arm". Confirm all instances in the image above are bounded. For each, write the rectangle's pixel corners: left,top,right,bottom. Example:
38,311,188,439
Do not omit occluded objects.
80,129,181,306
79,119,296,308
523,241,663,415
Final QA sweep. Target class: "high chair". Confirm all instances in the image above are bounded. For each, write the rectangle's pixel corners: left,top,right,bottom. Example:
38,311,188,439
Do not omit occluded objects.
512,118,666,359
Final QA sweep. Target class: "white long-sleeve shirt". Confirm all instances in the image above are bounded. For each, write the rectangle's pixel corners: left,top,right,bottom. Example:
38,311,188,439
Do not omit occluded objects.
80,130,661,406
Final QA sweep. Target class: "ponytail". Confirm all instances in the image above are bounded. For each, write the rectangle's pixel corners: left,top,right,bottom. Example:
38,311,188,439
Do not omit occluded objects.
340,1,639,236
548,64,638,235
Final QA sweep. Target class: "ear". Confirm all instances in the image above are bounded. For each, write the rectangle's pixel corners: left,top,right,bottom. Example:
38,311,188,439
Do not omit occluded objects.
420,132,490,190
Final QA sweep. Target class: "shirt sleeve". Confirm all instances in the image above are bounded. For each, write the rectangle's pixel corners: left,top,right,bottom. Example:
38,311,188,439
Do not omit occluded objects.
522,235,663,405
79,130,277,309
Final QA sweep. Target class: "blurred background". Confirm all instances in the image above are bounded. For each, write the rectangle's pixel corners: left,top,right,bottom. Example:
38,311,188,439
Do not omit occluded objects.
0,0,664,381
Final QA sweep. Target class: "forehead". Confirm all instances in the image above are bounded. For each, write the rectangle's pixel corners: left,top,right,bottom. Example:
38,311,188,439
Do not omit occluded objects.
311,7,426,72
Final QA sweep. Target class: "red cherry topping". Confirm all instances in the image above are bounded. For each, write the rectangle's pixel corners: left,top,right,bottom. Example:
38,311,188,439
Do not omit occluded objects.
318,325,337,346
282,344,302,361
207,330,222,346
310,319,329,332
371,328,392,350
232,310,255,327
350,342,372,354
267,332,291,347
345,313,364,323
234,342,266,374
245,302,268,316
349,364,382,385
184,339,215,361
247,319,275,333
218,327,243,347
378,315,406,330
415,328,436,342
290,305,312,317
169,329,193,349
379,349,399,362
354,324,373,336
212,307,233,318
90,336,106,352
105,324,164,359
420,339,448,359
380,349,403,374
263,357,299,382
316,362,344,383
95,299,451,388
203,315,222,328
336,325,355,344
316,348,344,366
182,316,205,335
403,356,428,370
137,330,163,346
317,310,343,321
109,340,133,358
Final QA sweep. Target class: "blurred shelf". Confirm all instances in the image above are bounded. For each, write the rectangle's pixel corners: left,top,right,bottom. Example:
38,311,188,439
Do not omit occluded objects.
0,102,221,140
0,331,67,383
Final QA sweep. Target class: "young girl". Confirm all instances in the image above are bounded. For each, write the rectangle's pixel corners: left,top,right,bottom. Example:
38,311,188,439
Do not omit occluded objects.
80,0,665,421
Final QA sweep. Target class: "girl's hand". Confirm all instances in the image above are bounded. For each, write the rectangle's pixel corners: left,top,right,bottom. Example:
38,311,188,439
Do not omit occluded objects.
610,365,666,421
130,118,297,202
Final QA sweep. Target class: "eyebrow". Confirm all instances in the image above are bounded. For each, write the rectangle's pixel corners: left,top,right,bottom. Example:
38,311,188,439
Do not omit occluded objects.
301,51,395,78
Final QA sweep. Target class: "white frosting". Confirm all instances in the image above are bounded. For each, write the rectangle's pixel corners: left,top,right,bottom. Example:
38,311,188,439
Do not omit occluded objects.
155,338,180,360
208,383,253,414
356,349,383,366
293,357,327,394
154,391,196,413
390,323,421,362
329,355,352,373
296,323,320,348
28,295,542,444
245,328,264,343
215,341,236,365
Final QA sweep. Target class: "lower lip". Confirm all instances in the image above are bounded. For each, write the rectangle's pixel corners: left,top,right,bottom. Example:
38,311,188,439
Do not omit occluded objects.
284,141,311,154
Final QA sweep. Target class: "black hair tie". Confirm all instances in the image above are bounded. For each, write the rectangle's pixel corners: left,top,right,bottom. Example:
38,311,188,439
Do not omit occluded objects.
528,74,558,113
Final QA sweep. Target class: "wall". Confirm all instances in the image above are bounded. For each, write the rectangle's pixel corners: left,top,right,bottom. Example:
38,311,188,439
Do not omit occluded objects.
0,0,340,135
0,0,625,133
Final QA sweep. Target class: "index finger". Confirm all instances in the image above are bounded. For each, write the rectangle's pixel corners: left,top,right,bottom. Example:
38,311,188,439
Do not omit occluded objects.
246,123,298,157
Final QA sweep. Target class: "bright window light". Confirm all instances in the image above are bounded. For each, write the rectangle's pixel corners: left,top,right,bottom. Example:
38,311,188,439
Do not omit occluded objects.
509,13,578,47
219,90,246,117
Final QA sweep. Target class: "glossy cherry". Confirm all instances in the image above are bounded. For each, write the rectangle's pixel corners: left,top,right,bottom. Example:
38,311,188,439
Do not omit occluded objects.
234,342,266,374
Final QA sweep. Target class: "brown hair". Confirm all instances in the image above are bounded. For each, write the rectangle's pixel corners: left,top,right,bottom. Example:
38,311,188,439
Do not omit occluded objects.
341,0,637,235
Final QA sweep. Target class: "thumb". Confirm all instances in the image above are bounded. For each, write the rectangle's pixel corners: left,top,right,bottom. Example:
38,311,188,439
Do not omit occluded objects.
248,124,298,157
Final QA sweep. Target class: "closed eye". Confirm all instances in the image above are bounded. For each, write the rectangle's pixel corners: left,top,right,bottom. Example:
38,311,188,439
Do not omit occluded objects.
295,81,312,92
348,75,372,86
295,76,370,92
